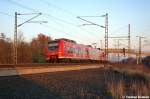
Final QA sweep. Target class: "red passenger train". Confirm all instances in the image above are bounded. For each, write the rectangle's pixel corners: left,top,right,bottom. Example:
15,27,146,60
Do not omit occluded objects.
45,38,106,63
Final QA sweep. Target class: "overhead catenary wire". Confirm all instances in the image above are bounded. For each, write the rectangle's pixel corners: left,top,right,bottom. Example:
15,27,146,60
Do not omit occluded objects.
110,24,128,35
41,24,88,44
0,11,13,17
39,0,75,16
43,14,100,41
6,0,100,41
6,0,38,12
3,0,90,43
0,11,32,21
0,11,91,44
43,15,99,42
39,0,101,40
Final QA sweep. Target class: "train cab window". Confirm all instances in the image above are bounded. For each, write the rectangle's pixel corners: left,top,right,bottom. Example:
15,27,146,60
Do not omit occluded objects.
48,43,58,51
48,46,58,51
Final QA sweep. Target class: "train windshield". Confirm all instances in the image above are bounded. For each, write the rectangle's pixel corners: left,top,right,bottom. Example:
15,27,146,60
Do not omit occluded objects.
48,42,58,51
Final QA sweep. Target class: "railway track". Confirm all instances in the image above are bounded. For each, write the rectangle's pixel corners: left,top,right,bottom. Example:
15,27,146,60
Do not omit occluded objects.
0,63,105,76
0,63,102,68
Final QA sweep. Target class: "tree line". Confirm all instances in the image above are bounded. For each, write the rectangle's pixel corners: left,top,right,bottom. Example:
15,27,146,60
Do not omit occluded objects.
0,32,52,64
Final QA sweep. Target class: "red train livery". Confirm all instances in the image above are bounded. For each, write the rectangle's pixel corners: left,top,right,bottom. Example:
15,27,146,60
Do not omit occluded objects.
45,38,106,62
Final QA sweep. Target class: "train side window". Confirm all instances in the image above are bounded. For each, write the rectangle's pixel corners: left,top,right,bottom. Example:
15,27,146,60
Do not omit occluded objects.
77,48,82,55
70,48,74,53
86,49,89,56
78,48,83,55
80,49,84,55
75,49,78,54
66,47,74,54
75,48,79,55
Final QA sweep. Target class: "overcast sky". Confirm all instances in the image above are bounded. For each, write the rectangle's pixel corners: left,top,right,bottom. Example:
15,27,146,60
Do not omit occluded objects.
0,0,150,51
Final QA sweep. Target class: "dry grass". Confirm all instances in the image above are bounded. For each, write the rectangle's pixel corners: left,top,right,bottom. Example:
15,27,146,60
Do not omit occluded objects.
0,68,149,99
107,75,125,99
106,70,150,98
111,63,150,74
109,63,150,89
108,80,124,98
130,81,149,96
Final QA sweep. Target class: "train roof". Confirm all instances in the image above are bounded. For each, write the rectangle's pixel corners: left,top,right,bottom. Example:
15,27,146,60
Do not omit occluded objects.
48,38,99,49
86,45,92,47
48,38,76,44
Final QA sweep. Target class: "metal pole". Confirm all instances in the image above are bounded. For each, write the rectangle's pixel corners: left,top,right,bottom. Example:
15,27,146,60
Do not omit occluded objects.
100,40,103,49
139,37,141,63
128,24,131,57
14,12,17,64
117,39,120,62
13,12,44,64
136,36,144,64
105,13,108,60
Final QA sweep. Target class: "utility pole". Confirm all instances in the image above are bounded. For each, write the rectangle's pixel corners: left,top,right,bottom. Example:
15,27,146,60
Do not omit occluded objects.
136,36,145,64
105,13,108,60
100,40,103,49
128,24,131,57
13,12,46,64
14,12,17,64
117,39,120,62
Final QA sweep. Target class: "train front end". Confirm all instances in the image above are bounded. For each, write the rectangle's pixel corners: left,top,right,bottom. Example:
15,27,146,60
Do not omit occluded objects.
45,39,64,62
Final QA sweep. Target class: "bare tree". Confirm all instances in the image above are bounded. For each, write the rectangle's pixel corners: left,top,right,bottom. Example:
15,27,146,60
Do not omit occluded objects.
0,32,51,64
0,33,13,64
31,33,51,63
17,31,32,63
